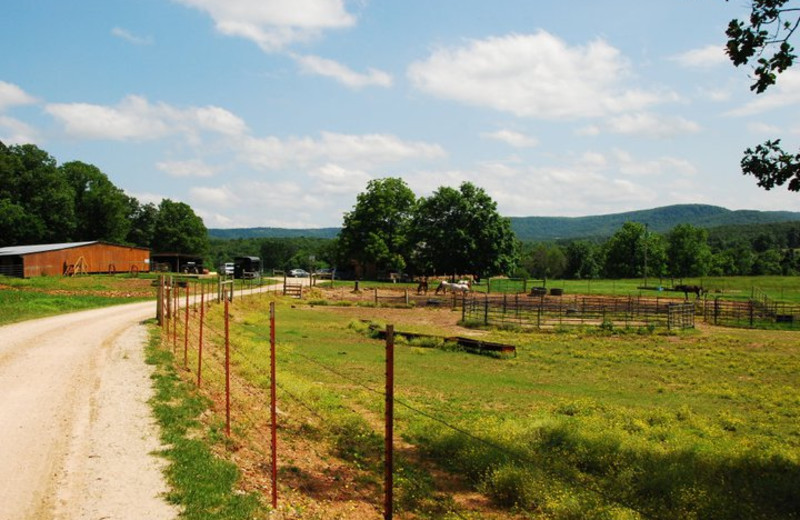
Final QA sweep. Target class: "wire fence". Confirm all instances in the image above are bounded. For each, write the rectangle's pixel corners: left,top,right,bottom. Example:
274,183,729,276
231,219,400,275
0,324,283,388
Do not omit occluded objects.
462,293,696,331
154,275,670,519
155,275,800,518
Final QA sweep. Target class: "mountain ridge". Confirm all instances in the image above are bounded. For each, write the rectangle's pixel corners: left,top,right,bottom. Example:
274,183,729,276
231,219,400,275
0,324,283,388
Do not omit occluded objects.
208,204,800,242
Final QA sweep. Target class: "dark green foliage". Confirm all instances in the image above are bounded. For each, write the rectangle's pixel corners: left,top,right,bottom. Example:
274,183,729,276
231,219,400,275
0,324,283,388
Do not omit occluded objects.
725,0,800,193
151,199,210,255
667,224,712,278
338,177,417,276
61,161,131,243
0,142,76,246
0,141,208,253
411,182,518,278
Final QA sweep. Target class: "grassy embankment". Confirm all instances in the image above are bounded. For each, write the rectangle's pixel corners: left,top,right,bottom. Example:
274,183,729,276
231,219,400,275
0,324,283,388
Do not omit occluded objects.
176,290,799,519
0,274,157,325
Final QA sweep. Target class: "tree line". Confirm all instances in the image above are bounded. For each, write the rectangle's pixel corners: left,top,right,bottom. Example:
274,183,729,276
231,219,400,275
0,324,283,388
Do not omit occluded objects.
520,221,800,280
0,142,209,255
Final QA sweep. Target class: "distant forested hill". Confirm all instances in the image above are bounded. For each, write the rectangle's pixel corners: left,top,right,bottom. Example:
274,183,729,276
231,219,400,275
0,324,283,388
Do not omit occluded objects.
208,204,800,242
208,227,340,239
508,204,800,241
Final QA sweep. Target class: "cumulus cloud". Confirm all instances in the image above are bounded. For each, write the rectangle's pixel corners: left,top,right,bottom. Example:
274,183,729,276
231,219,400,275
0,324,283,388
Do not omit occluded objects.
111,27,154,45
0,81,37,110
408,31,668,120
189,185,239,207
606,112,701,138
308,164,372,194
172,0,355,51
481,129,538,148
157,159,218,177
727,69,800,116
292,53,392,88
239,131,446,170
671,44,727,67
45,95,247,141
0,115,39,145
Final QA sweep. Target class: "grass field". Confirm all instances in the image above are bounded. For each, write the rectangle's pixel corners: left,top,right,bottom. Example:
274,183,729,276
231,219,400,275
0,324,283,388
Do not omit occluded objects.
319,275,800,303
182,291,800,519
0,274,156,325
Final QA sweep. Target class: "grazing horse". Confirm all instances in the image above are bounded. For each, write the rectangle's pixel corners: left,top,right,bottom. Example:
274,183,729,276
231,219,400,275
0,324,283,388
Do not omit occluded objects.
675,284,704,300
416,277,429,294
436,280,470,294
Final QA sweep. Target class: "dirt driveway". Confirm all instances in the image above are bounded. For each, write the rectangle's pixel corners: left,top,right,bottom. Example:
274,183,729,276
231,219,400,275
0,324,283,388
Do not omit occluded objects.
0,302,178,520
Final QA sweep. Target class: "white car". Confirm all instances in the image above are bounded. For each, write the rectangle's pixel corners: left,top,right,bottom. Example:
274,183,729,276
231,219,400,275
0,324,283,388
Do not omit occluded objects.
222,262,234,275
289,268,309,278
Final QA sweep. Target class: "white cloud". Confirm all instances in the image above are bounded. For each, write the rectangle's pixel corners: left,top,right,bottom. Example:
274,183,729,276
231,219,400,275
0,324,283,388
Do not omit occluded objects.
172,0,356,52
157,159,218,177
606,112,701,138
613,149,697,177
45,95,247,141
189,185,239,207
727,69,800,116
481,129,538,148
575,125,601,136
111,27,154,45
308,164,372,194
0,115,39,144
408,31,668,120
292,53,392,88
671,44,727,67
0,81,37,110
747,122,782,134
239,131,446,170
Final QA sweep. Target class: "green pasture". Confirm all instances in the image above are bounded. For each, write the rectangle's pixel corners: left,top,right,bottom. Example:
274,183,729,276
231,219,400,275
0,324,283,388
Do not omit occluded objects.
319,275,800,303
0,274,156,326
221,295,799,519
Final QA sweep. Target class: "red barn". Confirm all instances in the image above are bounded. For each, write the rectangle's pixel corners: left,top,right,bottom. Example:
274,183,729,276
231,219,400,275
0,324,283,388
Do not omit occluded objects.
0,241,150,278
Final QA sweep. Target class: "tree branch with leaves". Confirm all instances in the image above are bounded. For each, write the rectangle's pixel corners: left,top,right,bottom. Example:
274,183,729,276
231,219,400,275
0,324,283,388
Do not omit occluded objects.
726,0,800,192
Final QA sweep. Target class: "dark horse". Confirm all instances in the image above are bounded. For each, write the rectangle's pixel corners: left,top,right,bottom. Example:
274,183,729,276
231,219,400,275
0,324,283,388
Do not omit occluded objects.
416,277,429,294
674,284,704,299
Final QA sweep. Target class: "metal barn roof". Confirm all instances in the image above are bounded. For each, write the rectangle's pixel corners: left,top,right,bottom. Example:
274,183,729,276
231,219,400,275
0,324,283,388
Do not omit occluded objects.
0,242,99,257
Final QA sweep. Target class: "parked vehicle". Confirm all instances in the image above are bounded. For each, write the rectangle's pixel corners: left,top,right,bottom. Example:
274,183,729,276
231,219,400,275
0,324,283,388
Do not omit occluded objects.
220,262,234,275
234,256,261,279
289,268,309,278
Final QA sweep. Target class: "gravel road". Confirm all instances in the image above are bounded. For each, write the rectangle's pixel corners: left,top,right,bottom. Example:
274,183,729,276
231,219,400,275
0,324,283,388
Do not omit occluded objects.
0,301,178,520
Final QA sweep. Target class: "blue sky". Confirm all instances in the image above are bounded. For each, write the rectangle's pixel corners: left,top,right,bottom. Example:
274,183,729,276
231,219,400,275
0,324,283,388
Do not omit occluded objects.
2,1,799,229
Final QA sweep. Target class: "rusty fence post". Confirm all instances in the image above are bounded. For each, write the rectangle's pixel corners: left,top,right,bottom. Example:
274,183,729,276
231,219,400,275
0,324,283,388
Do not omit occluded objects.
198,290,205,387
224,296,231,437
270,301,278,509
184,282,190,369
384,324,395,520
173,282,178,352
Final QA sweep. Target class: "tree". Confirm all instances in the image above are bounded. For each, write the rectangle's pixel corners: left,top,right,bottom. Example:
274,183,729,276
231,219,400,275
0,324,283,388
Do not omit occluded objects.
726,0,800,192
0,142,76,245
564,240,601,279
521,243,566,279
666,224,713,278
603,222,666,279
338,178,417,277
151,199,209,255
411,182,518,278
125,198,158,248
60,161,131,243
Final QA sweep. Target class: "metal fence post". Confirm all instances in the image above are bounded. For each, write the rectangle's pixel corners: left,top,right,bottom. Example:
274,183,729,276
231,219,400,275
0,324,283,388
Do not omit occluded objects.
270,301,278,509
224,297,231,437
198,291,205,387
384,324,394,520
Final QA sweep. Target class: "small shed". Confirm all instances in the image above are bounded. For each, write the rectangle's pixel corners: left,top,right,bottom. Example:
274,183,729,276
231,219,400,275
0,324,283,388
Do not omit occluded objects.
0,241,151,278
